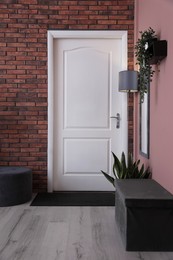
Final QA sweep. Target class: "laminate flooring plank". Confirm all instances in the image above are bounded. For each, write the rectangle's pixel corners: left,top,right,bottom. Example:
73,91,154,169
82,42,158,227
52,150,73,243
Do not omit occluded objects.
64,207,93,260
0,207,48,260
38,222,69,260
138,252,173,260
0,205,173,260
89,207,140,260
17,208,49,260
0,207,30,259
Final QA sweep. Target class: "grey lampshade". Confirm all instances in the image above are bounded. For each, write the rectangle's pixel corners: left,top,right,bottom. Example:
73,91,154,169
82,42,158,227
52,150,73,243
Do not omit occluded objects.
119,70,138,92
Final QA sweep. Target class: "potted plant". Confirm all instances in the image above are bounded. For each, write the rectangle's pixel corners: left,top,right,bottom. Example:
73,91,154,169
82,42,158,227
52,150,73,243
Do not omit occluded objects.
101,152,151,187
135,27,157,103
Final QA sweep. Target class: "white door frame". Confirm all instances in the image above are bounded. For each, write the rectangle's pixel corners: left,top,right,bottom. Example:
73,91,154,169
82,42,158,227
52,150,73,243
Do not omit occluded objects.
47,30,128,192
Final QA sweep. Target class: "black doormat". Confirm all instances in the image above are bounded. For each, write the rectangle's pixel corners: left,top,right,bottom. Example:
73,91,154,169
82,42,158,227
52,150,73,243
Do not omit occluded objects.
30,191,115,206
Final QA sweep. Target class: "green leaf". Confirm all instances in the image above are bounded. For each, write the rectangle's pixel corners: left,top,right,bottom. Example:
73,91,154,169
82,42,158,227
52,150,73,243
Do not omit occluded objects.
101,171,115,187
101,151,152,184
112,151,121,179
140,167,151,179
121,152,127,178
139,164,144,178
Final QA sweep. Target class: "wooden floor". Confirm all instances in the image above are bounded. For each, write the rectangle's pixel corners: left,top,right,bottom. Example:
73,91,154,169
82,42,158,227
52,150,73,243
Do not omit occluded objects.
0,200,173,260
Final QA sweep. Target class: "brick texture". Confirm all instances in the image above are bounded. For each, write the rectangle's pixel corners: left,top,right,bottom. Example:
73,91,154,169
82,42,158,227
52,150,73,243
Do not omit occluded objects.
0,0,135,192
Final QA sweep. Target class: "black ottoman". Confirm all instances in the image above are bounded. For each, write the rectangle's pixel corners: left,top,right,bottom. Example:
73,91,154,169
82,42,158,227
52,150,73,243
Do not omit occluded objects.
115,179,173,251
0,167,32,207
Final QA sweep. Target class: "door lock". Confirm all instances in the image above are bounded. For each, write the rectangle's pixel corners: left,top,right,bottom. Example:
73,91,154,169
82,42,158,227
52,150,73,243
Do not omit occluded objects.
110,113,120,128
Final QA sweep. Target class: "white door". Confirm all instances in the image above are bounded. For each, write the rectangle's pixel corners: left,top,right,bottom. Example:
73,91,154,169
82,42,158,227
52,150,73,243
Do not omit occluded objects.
48,31,127,191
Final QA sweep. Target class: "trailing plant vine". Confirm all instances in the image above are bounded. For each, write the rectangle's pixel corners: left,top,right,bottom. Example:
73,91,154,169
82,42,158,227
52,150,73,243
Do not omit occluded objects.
135,27,157,102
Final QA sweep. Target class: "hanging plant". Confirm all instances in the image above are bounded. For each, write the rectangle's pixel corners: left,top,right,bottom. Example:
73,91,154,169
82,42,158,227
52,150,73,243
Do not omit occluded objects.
135,27,157,102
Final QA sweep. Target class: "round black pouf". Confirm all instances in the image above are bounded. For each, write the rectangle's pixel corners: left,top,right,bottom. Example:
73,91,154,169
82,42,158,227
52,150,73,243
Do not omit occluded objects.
0,167,32,207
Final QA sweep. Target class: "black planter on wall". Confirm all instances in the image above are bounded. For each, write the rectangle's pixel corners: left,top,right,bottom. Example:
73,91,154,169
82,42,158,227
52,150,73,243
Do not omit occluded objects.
148,39,167,64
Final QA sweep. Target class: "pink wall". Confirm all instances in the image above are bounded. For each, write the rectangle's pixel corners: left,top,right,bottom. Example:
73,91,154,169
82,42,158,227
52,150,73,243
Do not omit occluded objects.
134,0,173,193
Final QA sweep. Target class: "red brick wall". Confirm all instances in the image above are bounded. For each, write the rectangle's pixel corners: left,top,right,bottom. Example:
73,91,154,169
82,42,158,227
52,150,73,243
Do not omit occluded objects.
0,0,134,192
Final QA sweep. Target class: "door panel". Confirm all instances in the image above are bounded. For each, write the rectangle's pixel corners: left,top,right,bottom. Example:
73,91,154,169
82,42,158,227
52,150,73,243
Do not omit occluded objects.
64,139,109,174
53,37,125,191
64,48,110,128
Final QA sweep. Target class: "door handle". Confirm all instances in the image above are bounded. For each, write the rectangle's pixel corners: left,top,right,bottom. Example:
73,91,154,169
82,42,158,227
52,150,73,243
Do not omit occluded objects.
110,113,120,128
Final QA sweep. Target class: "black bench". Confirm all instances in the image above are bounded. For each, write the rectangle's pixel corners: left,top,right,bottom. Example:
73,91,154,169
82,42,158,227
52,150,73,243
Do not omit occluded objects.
115,179,173,251
0,167,32,207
